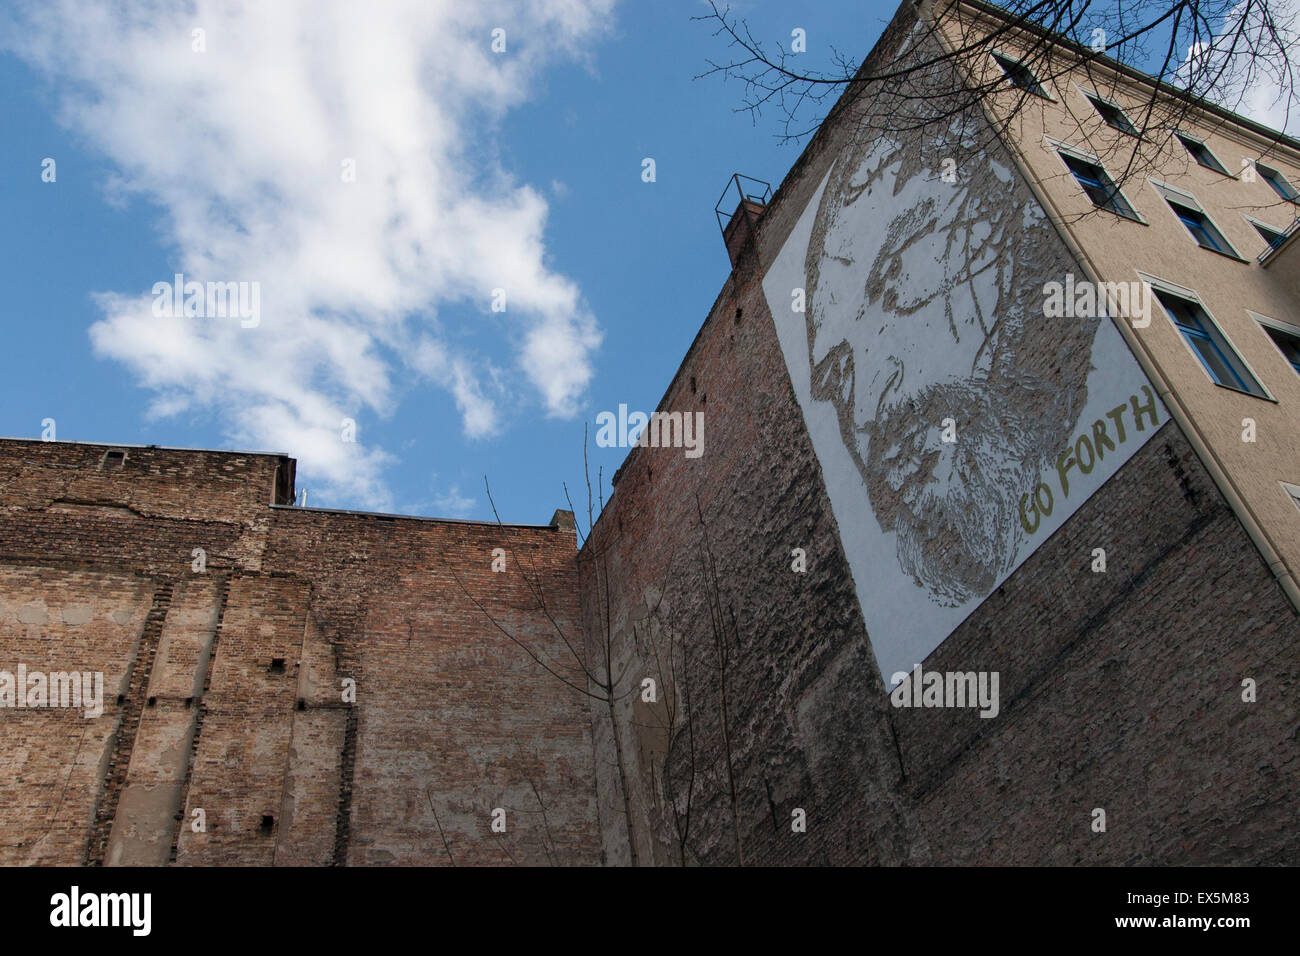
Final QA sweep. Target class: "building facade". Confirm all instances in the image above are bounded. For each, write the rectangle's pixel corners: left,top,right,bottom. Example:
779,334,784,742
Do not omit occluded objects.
578,0,1299,865
2,0,1296,867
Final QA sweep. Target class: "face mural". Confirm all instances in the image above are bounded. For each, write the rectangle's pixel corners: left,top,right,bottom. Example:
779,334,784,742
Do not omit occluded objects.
764,123,1166,682
804,129,1101,607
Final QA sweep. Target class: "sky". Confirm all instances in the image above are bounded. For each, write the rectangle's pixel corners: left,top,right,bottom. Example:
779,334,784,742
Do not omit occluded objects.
1,0,1295,528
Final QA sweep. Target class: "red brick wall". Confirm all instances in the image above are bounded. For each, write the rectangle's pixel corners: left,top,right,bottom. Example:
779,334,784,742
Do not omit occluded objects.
580,242,1300,867
0,565,154,864
0,439,599,866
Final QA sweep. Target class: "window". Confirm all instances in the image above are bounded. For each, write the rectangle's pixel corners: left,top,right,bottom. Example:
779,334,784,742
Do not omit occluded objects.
1283,482,1300,513
1256,318,1300,376
1249,219,1287,250
1059,152,1139,219
99,449,127,472
993,53,1048,97
1150,182,1239,257
1256,163,1299,202
1154,289,1267,395
1176,134,1228,174
1087,95,1137,134
1170,202,1235,253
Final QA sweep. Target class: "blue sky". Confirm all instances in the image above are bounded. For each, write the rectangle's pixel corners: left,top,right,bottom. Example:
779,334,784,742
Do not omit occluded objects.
2,1,1292,527
0,0,892,526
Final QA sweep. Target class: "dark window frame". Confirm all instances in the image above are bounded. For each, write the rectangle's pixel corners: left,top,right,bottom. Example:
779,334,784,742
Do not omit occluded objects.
1154,289,1268,397
1168,201,1232,254
1059,152,1140,220
1176,134,1229,175
1150,180,1243,260
98,449,128,472
993,53,1050,98
1256,162,1300,202
1282,482,1300,513
1257,319,1300,377
1249,218,1287,251
1087,94,1138,135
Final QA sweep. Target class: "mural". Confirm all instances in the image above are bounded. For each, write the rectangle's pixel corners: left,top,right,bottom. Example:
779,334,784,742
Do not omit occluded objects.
763,123,1166,684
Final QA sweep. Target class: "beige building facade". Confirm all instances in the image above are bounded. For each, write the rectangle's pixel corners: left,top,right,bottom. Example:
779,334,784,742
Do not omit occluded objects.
938,0,1300,611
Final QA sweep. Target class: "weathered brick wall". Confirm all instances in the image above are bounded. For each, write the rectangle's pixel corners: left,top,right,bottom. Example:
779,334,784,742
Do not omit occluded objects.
260,509,599,866
578,4,1299,866
0,438,600,866
0,565,155,865
578,255,931,866
107,575,224,866
897,427,1299,864
0,440,289,523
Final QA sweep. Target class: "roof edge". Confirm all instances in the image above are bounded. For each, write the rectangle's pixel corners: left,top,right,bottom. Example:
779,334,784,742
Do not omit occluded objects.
0,436,293,459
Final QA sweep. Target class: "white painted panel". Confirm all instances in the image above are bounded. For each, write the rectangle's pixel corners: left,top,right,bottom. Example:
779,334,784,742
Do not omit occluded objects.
763,134,1166,684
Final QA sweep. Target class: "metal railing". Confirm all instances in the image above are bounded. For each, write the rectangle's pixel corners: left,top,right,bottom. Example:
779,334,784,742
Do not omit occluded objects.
714,173,773,236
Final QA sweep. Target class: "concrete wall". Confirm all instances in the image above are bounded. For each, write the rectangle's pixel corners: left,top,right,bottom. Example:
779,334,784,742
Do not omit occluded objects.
0,439,600,866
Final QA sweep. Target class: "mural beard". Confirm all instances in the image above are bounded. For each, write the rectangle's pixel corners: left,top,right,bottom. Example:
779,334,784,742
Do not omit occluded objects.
862,378,1055,606
805,129,1100,608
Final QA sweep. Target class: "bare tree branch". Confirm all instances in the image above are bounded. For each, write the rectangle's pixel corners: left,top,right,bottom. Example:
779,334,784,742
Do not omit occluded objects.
695,0,1297,197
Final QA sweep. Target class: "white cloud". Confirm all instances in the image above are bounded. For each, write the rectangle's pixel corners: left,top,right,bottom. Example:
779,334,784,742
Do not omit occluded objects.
431,483,477,519
4,0,612,508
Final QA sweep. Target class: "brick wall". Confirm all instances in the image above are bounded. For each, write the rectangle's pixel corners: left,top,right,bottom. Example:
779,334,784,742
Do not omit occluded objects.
577,5,1299,866
0,439,600,866
580,245,1300,867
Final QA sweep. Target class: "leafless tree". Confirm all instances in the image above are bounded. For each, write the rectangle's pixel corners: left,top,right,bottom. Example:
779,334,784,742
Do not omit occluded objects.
626,573,708,865
616,492,750,866
694,494,745,866
653,611,700,865
438,426,696,866
697,0,1299,194
445,428,763,866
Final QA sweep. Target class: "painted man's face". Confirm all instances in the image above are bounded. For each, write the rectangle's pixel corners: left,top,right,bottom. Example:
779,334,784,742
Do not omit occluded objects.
805,132,1098,606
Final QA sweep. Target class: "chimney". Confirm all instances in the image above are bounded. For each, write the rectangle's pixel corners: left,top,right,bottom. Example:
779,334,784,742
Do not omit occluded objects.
722,198,768,267
715,174,772,268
